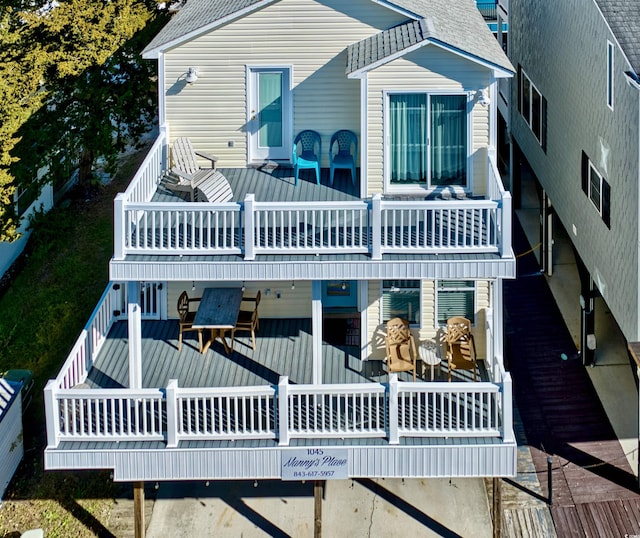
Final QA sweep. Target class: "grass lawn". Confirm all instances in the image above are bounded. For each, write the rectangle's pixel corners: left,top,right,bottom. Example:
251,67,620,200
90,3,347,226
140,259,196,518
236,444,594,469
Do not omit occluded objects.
0,146,153,538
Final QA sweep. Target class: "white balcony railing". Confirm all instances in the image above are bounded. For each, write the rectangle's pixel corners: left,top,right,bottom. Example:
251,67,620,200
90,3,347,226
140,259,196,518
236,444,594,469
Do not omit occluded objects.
45,375,513,448
45,286,513,449
115,193,510,260
113,135,512,260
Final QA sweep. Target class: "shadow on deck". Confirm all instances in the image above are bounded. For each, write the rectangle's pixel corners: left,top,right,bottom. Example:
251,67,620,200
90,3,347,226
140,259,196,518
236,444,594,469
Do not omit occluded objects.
86,319,484,390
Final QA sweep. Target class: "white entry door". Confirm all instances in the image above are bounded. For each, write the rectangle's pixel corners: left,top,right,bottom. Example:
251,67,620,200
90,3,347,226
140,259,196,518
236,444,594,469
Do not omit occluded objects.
248,67,292,162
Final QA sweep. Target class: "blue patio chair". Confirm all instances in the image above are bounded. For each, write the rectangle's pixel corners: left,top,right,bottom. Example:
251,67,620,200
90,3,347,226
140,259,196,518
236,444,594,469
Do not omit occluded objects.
292,130,321,185
329,129,357,185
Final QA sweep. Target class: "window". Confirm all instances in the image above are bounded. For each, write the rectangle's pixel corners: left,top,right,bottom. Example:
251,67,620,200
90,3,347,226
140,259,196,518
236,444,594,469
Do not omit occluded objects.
581,151,611,228
436,280,475,325
387,93,468,188
607,41,614,109
382,280,420,324
518,66,547,150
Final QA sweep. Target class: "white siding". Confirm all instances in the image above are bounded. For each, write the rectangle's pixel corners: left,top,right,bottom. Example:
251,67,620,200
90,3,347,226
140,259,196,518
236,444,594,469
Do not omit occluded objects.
365,279,491,360
365,47,491,195
168,281,312,319
0,393,23,500
163,0,407,167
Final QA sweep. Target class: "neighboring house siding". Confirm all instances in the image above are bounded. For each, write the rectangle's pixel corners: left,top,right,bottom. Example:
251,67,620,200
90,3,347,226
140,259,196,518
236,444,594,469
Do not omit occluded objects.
510,0,640,340
365,47,491,195
163,0,407,168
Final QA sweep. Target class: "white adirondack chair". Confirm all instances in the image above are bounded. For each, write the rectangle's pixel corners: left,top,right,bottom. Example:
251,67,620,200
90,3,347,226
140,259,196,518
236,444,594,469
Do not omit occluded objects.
165,137,233,202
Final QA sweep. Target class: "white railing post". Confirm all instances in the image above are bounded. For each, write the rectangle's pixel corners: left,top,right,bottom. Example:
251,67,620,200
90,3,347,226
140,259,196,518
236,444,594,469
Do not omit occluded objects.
278,376,290,446
113,193,126,260
44,380,60,448
501,191,512,258
166,379,179,448
371,194,382,260
244,193,256,261
501,373,514,443
388,374,399,444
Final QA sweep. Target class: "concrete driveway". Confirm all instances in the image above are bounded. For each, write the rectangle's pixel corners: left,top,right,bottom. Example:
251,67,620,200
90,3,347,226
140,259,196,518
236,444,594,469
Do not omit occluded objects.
146,476,493,537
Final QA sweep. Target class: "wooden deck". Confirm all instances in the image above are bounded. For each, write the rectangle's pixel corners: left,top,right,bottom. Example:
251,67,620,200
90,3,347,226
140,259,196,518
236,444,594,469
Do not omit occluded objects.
155,165,360,204
506,217,640,537
85,318,486,390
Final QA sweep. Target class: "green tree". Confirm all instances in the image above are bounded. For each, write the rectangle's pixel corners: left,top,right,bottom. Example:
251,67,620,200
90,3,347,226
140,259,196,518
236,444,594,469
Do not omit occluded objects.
0,0,166,240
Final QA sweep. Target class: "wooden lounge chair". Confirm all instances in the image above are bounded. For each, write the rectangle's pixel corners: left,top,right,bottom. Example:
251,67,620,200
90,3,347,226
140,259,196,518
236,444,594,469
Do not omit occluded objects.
445,316,477,381
165,137,234,202
384,317,417,381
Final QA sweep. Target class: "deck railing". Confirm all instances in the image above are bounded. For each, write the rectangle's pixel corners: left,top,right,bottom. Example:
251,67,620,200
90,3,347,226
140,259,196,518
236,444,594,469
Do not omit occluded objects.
115,193,510,260
53,282,163,390
45,374,513,448
54,283,125,389
113,134,512,260
122,130,167,204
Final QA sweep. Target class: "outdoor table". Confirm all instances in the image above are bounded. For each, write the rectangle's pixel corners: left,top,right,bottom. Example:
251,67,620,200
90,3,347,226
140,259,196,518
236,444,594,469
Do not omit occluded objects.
419,342,442,381
192,287,243,354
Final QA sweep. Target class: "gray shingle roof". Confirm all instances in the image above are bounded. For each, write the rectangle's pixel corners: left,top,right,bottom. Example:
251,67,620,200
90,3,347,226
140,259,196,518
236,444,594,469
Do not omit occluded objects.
347,0,513,76
595,0,640,76
143,0,513,77
144,0,268,55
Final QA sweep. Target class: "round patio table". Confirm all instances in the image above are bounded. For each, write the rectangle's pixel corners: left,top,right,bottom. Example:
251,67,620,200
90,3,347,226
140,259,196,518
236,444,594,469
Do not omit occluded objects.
419,343,442,381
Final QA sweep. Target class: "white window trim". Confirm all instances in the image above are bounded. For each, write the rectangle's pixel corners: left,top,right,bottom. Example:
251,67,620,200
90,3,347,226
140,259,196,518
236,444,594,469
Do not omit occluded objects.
379,280,422,328
245,64,294,164
435,280,477,328
520,69,544,146
383,90,473,195
607,41,614,110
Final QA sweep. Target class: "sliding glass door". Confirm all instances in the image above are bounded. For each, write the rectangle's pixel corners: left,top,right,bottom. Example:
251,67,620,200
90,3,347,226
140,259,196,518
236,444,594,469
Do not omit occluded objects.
388,93,468,188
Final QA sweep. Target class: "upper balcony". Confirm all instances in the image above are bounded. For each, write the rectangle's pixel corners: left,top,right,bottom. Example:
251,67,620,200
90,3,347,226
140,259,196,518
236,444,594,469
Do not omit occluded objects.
110,131,514,282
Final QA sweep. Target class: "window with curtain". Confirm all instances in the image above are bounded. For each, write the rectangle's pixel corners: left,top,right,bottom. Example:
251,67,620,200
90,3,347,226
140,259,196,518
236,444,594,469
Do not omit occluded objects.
388,93,467,188
436,280,475,325
382,280,420,324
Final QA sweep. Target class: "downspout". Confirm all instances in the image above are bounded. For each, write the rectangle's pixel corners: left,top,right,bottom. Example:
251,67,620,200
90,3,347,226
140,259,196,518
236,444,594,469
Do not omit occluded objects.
360,74,368,197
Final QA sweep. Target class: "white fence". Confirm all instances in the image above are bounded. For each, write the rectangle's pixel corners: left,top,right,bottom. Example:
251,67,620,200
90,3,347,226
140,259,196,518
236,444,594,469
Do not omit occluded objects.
45,374,513,448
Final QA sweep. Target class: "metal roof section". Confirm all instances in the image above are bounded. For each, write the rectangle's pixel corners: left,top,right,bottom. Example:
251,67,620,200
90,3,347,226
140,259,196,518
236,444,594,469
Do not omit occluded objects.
347,2,514,78
109,253,516,282
594,0,640,78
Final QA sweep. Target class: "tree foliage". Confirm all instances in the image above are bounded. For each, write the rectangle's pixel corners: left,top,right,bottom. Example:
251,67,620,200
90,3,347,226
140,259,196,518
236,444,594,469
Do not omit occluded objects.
0,0,166,242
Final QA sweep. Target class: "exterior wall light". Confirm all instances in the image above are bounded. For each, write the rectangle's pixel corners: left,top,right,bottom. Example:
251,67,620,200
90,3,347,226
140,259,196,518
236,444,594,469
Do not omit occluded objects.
185,67,199,84
476,88,490,106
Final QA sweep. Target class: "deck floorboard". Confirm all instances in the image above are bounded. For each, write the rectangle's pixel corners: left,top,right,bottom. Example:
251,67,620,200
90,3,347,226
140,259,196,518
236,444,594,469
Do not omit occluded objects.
506,216,640,537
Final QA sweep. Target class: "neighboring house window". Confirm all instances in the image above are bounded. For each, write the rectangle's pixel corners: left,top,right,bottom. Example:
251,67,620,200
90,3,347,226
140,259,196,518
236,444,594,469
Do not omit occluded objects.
581,151,611,228
382,280,420,324
436,280,475,325
387,93,468,188
607,41,614,110
517,66,547,150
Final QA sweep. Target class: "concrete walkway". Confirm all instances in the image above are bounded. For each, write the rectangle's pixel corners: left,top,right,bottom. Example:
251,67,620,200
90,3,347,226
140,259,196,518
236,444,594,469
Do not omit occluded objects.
146,477,493,537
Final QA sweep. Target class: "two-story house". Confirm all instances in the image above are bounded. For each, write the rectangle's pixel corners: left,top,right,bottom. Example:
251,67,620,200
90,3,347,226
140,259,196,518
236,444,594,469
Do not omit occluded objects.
508,1,640,365
43,0,516,513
